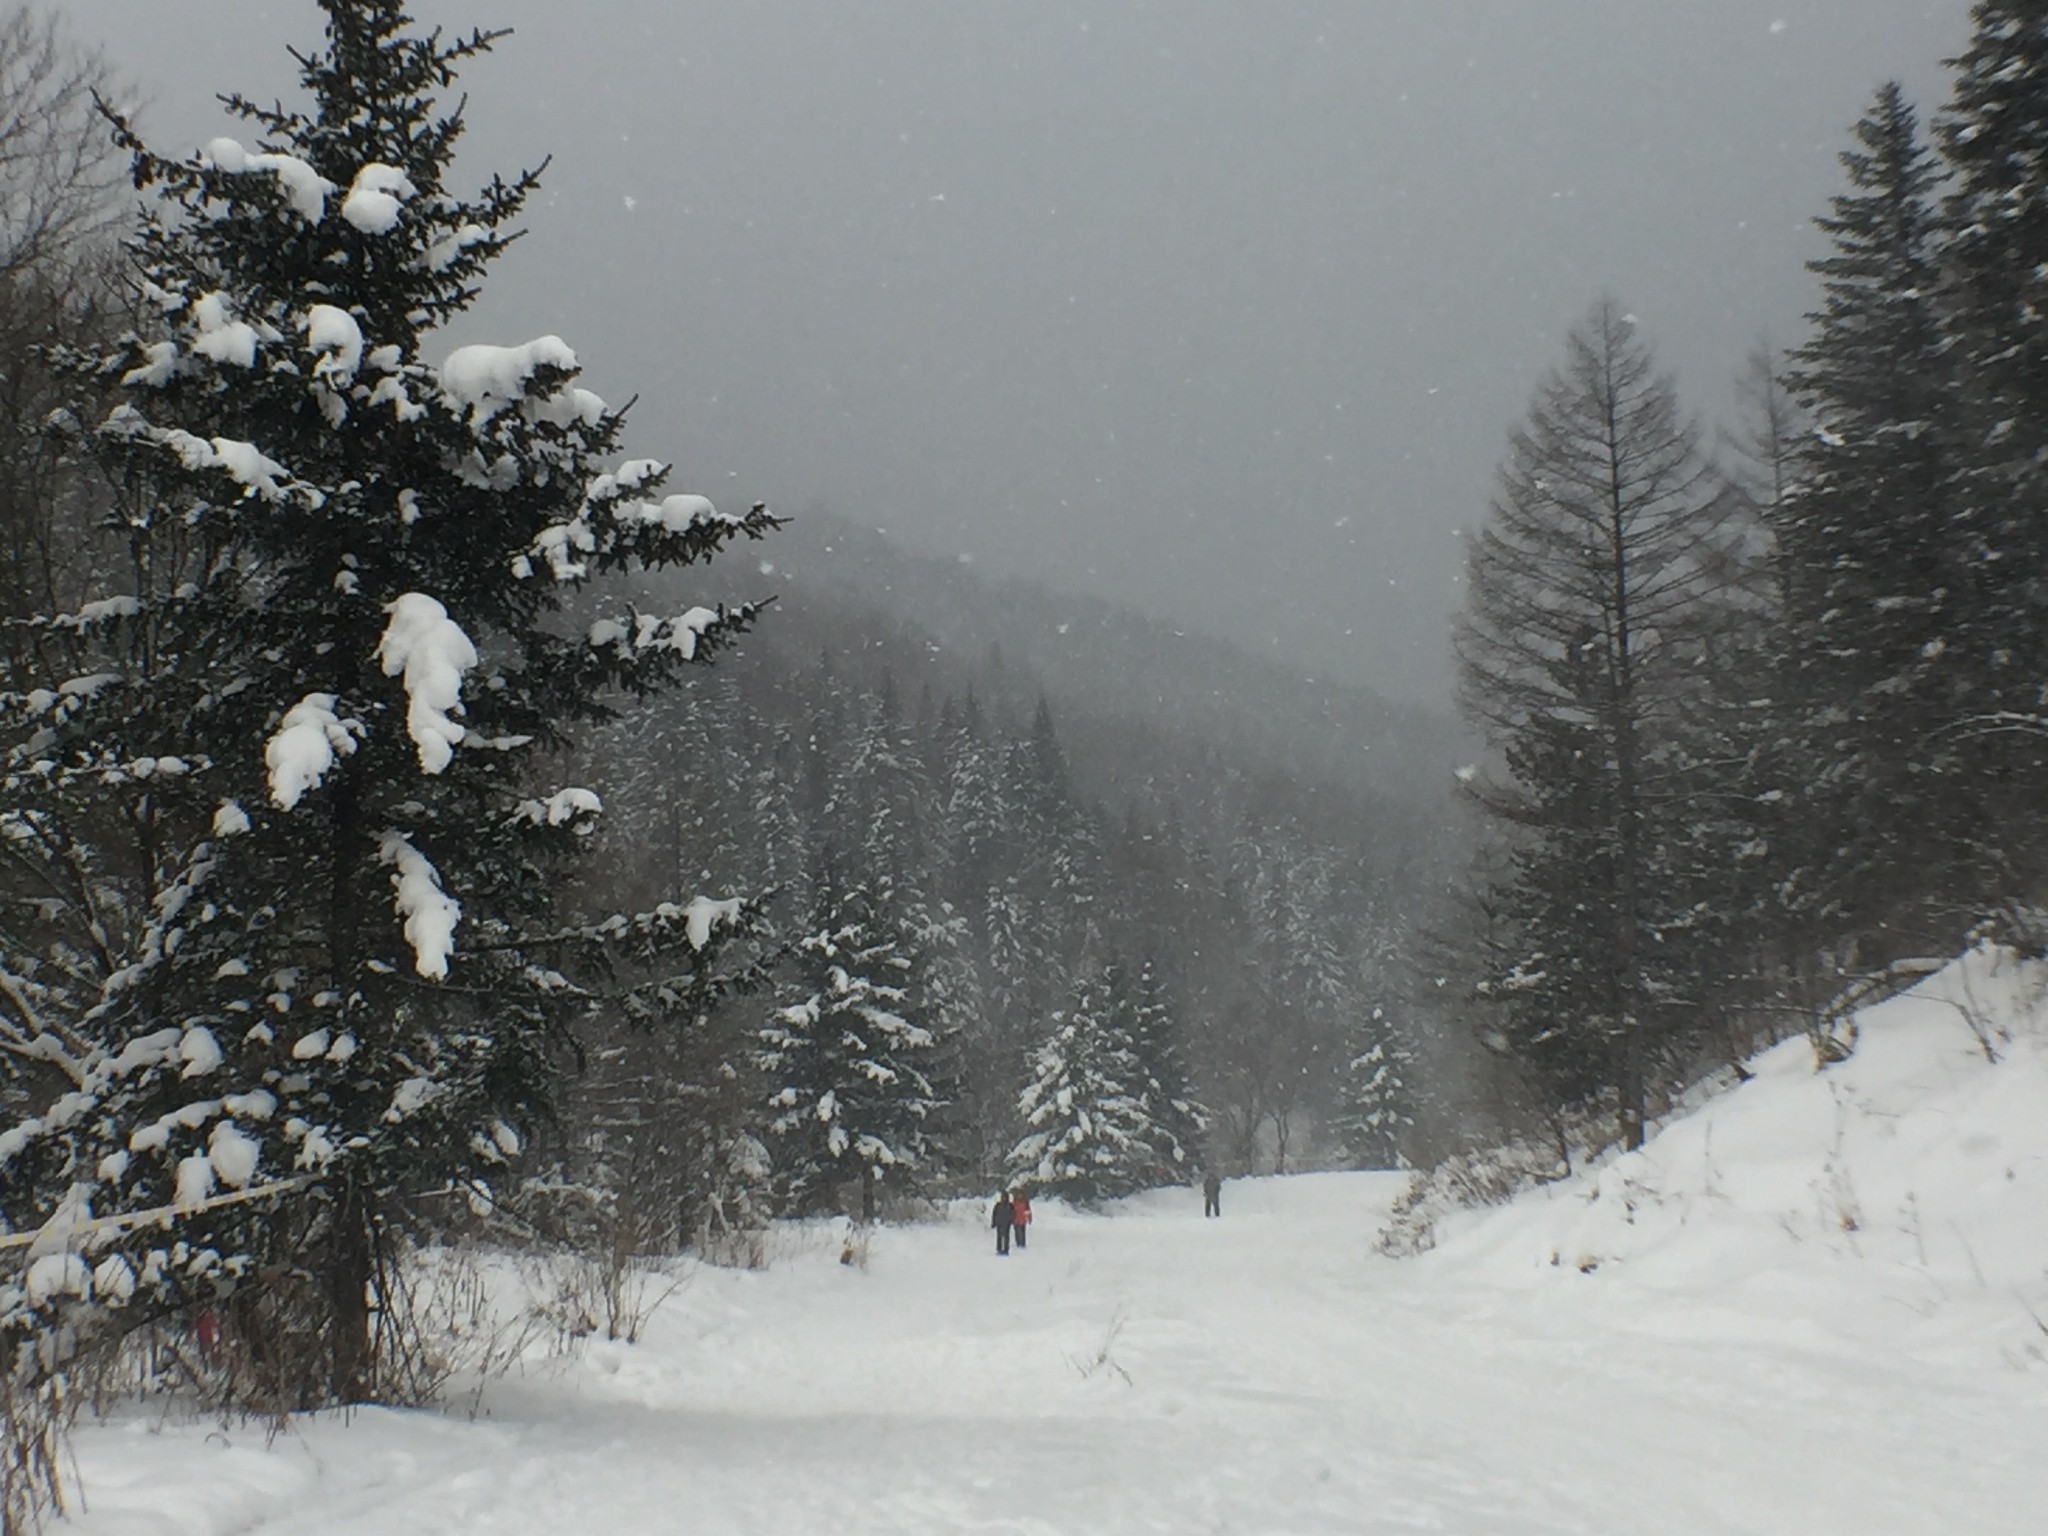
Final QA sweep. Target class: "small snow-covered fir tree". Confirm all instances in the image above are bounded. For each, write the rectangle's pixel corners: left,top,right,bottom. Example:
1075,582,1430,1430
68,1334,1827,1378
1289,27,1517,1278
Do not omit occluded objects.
0,1,772,1409
759,867,940,1221
1115,956,1206,1183
1336,1007,1415,1168
1009,976,1154,1205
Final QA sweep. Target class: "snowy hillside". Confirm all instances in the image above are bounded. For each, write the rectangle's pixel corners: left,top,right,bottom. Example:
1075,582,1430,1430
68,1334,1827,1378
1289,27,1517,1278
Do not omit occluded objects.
56,950,2048,1534
1424,946,2048,1366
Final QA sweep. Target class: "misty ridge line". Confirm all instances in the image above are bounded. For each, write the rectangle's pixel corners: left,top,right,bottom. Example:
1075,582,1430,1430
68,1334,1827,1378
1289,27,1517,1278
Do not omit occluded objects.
77,0,1971,707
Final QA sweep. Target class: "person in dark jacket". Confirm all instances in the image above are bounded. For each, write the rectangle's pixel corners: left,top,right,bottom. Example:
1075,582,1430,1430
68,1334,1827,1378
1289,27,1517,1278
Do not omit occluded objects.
1011,1190,1033,1249
1202,1170,1222,1218
992,1191,1015,1254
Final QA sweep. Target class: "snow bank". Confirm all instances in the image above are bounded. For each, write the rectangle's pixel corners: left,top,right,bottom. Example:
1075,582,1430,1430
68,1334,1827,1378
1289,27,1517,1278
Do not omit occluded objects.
1419,945,2048,1363
45,954,2048,1536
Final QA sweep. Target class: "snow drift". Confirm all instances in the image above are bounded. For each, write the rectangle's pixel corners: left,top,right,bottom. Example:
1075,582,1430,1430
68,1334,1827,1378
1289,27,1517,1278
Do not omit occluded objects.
46,948,2048,1533
1420,944,2048,1367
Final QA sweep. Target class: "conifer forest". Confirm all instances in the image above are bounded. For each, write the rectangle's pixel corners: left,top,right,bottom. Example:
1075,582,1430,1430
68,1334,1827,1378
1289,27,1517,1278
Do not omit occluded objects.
4,3,2047,1530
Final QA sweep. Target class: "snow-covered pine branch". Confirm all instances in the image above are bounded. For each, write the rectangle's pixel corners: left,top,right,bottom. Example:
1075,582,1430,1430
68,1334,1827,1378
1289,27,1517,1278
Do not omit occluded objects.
1,1,778,1414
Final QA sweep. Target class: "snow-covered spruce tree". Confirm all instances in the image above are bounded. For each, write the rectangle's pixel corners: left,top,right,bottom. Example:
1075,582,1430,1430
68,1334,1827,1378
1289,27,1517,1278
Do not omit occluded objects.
1009,975,1154,1204
1935,8,2048,897
759,863,940,1222
927,691,1015,1176
0,2,772,1409
1772,82,1981,961
1112,955,1205,1184
1337,1007,1415,1168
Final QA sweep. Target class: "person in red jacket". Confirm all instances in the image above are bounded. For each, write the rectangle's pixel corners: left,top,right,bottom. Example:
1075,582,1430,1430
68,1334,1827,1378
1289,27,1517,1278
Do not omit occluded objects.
1011,1190,1033,1249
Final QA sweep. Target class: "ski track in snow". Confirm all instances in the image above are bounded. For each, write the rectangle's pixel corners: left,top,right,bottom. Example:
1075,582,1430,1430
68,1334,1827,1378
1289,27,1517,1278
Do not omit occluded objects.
59,1169,2045,1535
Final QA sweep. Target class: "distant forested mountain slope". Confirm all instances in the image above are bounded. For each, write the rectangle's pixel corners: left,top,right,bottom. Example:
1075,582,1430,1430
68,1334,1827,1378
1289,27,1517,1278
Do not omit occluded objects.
592,510,1476,1186
752,507,1467,819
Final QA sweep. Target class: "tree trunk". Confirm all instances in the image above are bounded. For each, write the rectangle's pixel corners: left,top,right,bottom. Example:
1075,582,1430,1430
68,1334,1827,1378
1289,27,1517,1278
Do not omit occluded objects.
325,1187,374,1403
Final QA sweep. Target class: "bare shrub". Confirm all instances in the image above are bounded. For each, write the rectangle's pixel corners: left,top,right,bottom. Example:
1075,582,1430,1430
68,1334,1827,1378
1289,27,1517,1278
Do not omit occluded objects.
0,1366,78,1535
1806,956,1942,1068
1065,1306,1133,1387
1376,1102,1608,1257
513,1179,688,1345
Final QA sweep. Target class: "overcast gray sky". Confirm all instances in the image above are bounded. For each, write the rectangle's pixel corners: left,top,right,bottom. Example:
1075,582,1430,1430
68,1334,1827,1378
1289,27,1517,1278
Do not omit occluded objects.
75,0,1971,702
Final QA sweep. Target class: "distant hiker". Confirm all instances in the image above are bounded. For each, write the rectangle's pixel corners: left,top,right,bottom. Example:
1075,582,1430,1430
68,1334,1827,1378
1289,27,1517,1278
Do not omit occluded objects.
1011,1190,1033,1249
1203,1170,1222,1218
992,1190,1016,1255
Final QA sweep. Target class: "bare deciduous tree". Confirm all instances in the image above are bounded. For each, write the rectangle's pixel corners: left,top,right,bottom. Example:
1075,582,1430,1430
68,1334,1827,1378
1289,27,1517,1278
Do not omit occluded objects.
0,5,127,665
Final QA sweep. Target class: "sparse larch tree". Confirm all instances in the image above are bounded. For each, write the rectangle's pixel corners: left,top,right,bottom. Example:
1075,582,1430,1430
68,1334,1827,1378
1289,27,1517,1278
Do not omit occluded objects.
1457,297,1752,1148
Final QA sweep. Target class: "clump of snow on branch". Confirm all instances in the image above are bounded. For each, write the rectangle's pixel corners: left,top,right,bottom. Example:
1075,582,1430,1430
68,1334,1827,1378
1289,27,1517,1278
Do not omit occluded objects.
33,593,140,632
424,221,488,271
265,693,361,809
207,1121,261,1189
121,340,179,388
515,460,740,581
513,787,602,828
377,593,477,774
178,1027,223,1078
440,335,602,426
121,413,302,502
386,1075,439,1122
380,832,461,979
623,493,725,531
586,606,724,661
340,162,415,234
191,291,262,368
681,895,743,950
25,1253,91,1305
305,304,364,382
203,136,331,221
174,1152,215,1209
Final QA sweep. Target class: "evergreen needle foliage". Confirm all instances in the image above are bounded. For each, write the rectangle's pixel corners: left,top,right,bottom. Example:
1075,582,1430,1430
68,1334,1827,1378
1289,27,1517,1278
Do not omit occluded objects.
0,0,774,1411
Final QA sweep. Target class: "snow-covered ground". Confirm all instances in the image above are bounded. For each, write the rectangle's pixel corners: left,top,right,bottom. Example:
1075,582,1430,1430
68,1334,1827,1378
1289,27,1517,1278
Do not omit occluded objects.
59,950,2048,1533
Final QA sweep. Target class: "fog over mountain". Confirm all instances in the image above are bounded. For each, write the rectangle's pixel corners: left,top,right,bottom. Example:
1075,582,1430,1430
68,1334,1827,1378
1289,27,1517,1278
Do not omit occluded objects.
78,0,1969,703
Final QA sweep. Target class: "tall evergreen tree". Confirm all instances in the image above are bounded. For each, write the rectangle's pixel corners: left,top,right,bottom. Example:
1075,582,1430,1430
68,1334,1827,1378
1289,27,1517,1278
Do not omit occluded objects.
0,2,772,1404
1120,954,1206,1181
1457,298,1750,1148
759,866,940,1221
1936,7,2048,896
1775,81,1980,958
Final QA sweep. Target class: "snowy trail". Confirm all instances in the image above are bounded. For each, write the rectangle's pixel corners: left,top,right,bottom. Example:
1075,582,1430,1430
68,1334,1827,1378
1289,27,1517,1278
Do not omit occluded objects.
62,1170,2045,1534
